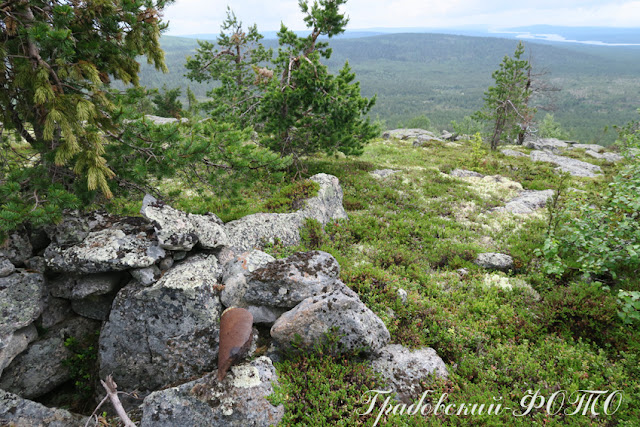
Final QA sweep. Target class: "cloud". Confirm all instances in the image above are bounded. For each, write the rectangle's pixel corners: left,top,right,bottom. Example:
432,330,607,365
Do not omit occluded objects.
162,0,640,35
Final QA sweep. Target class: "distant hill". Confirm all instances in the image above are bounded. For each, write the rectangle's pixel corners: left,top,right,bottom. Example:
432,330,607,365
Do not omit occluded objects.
127,33,640,144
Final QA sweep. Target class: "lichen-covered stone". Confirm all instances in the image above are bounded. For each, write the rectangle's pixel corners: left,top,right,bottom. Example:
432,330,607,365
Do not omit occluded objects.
524,137,568,152
493,190,554,215
271,288,390,356
99,254,223,394
0,316,100,399
0,389,87,426
188,213,229,249
370,344,448,404
131,265,162,286
140,356,284,427
0,270,44,338
71,293,116,321
244,251,342,308
141,201,199,251
0,256,15,277
530,150,602,177
49,273,123,300
44,216,165,273
474,253,514,271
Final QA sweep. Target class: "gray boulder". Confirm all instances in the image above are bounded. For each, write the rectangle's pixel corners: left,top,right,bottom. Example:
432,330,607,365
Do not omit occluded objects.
0,389,87,427
0,316,100,399
244,251,342,309
0,230,32,266
271,288,390,356
189,213,229,249
0,270,44,338
0,324,37,377
500,149,528,158
99,254,223,394
44,216,166,273
220,250,279,323
524,138,568,152
226,174,348,251
383,129,435,140
494,190,554,214
143,115,188,125
474,253,514,271
0,256,15,277
530,150,602,177
371,344,448,404
140,356,284,427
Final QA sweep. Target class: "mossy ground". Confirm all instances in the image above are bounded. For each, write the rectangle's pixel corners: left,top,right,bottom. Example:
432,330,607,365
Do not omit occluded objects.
110,135,639,426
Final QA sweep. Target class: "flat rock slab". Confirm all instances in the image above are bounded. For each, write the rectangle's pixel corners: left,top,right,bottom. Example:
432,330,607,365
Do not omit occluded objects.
271,288,390,356
494,189,554,214
0,389,87,427
524,138,568,152
585,150,624,162
450,169,484,178
0,324,37,377
383,129,435,140
371,344,448,404
99,254,223,394
140,356,284,427
530,150,602,177
44,216,165,273
570,143,604,153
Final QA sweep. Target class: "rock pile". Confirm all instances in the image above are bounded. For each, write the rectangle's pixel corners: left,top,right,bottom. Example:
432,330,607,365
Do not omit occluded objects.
0,172,448,426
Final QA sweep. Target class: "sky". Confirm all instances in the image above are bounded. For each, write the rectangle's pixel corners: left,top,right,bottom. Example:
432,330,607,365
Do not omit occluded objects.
162,0,640,35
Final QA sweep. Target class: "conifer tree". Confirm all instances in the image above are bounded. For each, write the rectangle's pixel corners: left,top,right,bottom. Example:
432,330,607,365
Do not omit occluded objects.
186,1,378,168
474,42,534,150
0,0,174,237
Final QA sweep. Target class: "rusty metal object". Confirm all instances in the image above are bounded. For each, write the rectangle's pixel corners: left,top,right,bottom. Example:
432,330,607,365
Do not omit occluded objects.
217,307,254,381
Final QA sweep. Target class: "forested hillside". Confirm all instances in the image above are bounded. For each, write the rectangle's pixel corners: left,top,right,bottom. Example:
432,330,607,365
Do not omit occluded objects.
129,33,640,145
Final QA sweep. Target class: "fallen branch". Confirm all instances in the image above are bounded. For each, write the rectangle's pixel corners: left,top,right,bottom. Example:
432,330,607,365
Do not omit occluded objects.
84,375,136,427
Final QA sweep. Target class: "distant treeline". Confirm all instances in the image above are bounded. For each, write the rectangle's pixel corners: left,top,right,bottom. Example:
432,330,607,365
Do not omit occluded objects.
120,33,640,145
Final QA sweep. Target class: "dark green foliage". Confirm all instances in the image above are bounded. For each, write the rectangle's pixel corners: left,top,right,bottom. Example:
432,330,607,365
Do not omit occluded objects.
0,0,173,240
185,1,378,167
262,179,320,213
300,218,325,249
185,8,272,127
473,41,534,149
268,329,387,426
152,84,183,118
61,330,100,411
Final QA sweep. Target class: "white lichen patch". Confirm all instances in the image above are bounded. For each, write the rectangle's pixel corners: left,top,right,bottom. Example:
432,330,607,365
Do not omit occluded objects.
230,364,262,389
483,273,540,299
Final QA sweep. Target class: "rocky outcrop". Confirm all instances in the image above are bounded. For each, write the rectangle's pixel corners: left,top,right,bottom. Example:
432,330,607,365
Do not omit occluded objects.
500,148,527,158
530,150,602,177
225,173,348,251
382,129,435,140
585,150,624,162
99,254,223,394
0,231,33,266
450,169,484,178
0,389,87,427
474,253,514,271
370,345,448,404
524,138,568,152
271,287,390,356
140,356,284,427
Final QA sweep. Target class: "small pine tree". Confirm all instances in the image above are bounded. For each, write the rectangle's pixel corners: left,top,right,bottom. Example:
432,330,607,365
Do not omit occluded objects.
152,85,183,118
474,42,534,150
